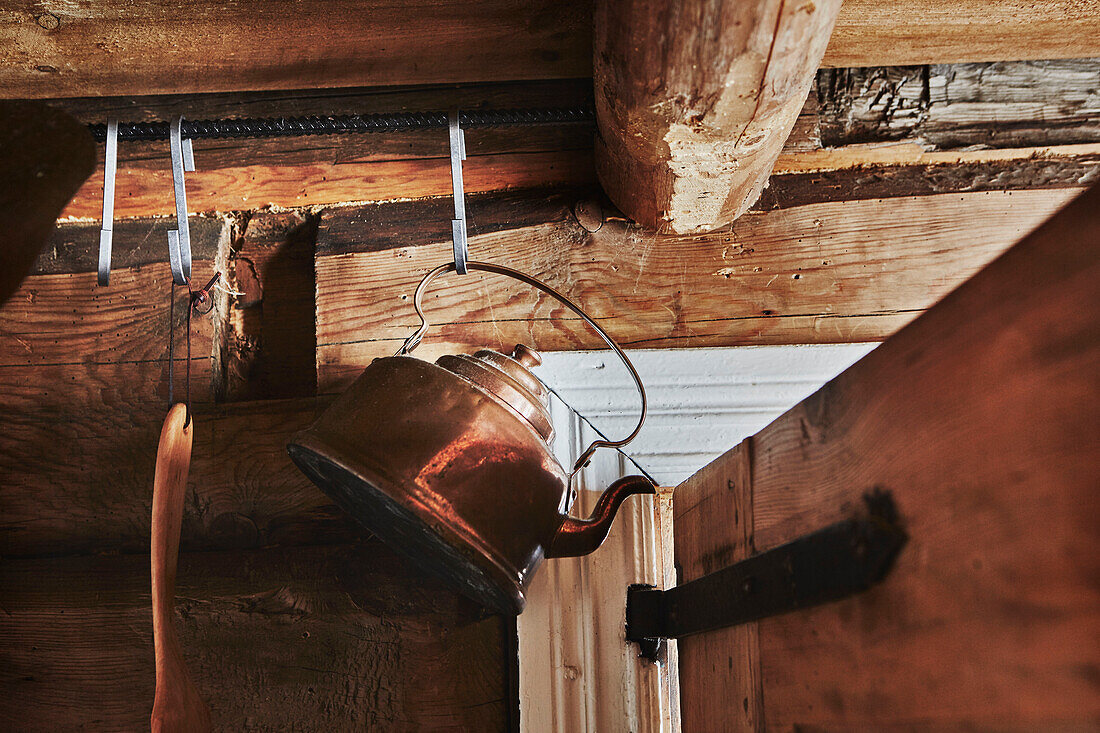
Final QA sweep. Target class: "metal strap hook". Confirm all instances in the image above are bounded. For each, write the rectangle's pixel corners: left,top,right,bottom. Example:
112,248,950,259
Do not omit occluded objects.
167,116,195,286
97,118,118,286
448,111,468,275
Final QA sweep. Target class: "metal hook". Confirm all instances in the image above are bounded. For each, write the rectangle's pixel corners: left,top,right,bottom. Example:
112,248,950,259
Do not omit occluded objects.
168,116,195,286
448,111,468,275
97,118,118,286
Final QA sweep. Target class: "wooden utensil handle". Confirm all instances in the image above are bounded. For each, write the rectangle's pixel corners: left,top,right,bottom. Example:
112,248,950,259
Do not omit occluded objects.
150,404,211,733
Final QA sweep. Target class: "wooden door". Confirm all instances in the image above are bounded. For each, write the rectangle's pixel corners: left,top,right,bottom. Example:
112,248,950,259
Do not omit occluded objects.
673,184,1099,731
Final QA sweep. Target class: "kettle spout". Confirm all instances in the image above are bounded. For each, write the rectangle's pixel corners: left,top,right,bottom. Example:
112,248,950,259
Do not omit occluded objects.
545,475,657,558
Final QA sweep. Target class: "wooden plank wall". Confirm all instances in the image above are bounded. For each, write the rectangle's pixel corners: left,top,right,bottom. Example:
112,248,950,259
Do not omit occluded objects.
0,214,516,730
0,57,1097,729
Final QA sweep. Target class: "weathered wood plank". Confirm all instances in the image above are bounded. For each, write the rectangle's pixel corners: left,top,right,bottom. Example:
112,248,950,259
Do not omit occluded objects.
3,215,227,364
0,395,348,559
823,0,1100,68
0,216,229,445
817,59,1100,150
313,187,1081,392
52,79,598,220
674,440,762,732
4,1,1098,98
60,149,596,221
675,185,1100,729
0,542,509,731
593,0,843,232
0,0,592,98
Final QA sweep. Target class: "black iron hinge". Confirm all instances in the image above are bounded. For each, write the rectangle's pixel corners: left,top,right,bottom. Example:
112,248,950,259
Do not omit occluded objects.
626,490,907,661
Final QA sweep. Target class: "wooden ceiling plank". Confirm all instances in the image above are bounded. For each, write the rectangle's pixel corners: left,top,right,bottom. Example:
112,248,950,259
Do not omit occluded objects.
3,1,1097,99
1,0,592,99
824,0,1100,67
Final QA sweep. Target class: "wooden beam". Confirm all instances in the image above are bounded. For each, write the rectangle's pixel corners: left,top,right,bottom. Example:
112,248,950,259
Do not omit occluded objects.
49,61,1100,221
0,543,510,730
0,0,592,99
823,0,1100,68
4,2,1098,99
674,184,1099,728
593,0,843,233
49,80,596,220
817,60,1100,150
313,187,1081,392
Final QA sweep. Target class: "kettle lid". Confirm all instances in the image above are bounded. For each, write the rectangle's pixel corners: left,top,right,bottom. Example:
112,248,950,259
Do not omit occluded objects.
436,344,554,443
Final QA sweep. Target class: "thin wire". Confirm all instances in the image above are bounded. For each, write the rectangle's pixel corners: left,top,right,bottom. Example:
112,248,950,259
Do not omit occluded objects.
185,285,192,423
543,382,658,486
167,282,175,405
167,272,221,427
166,280,193,427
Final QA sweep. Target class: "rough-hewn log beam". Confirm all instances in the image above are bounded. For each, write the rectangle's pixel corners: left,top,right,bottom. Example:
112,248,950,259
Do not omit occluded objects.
674,184,1099,728
593,0,843,233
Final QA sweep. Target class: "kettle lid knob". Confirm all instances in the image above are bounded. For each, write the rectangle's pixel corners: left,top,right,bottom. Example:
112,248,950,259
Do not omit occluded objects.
511,344,542,369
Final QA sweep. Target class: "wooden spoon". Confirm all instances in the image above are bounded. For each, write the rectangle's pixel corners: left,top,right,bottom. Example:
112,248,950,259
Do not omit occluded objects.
150,404,212,733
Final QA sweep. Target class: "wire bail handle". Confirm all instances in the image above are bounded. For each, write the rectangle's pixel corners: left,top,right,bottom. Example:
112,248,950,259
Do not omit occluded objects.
396,261,648,475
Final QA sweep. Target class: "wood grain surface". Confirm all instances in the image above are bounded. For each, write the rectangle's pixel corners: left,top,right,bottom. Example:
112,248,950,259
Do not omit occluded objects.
593,0,842,232
674,440,763,732
816,59,1100,150
50,60,1100,221
3,0,1097,98
0,543,510,731
313,187,1081,392
0,0,592,98
674,185,1100,729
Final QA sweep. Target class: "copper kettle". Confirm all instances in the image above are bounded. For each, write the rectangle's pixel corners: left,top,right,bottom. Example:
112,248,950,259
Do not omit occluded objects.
288,262,655,614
